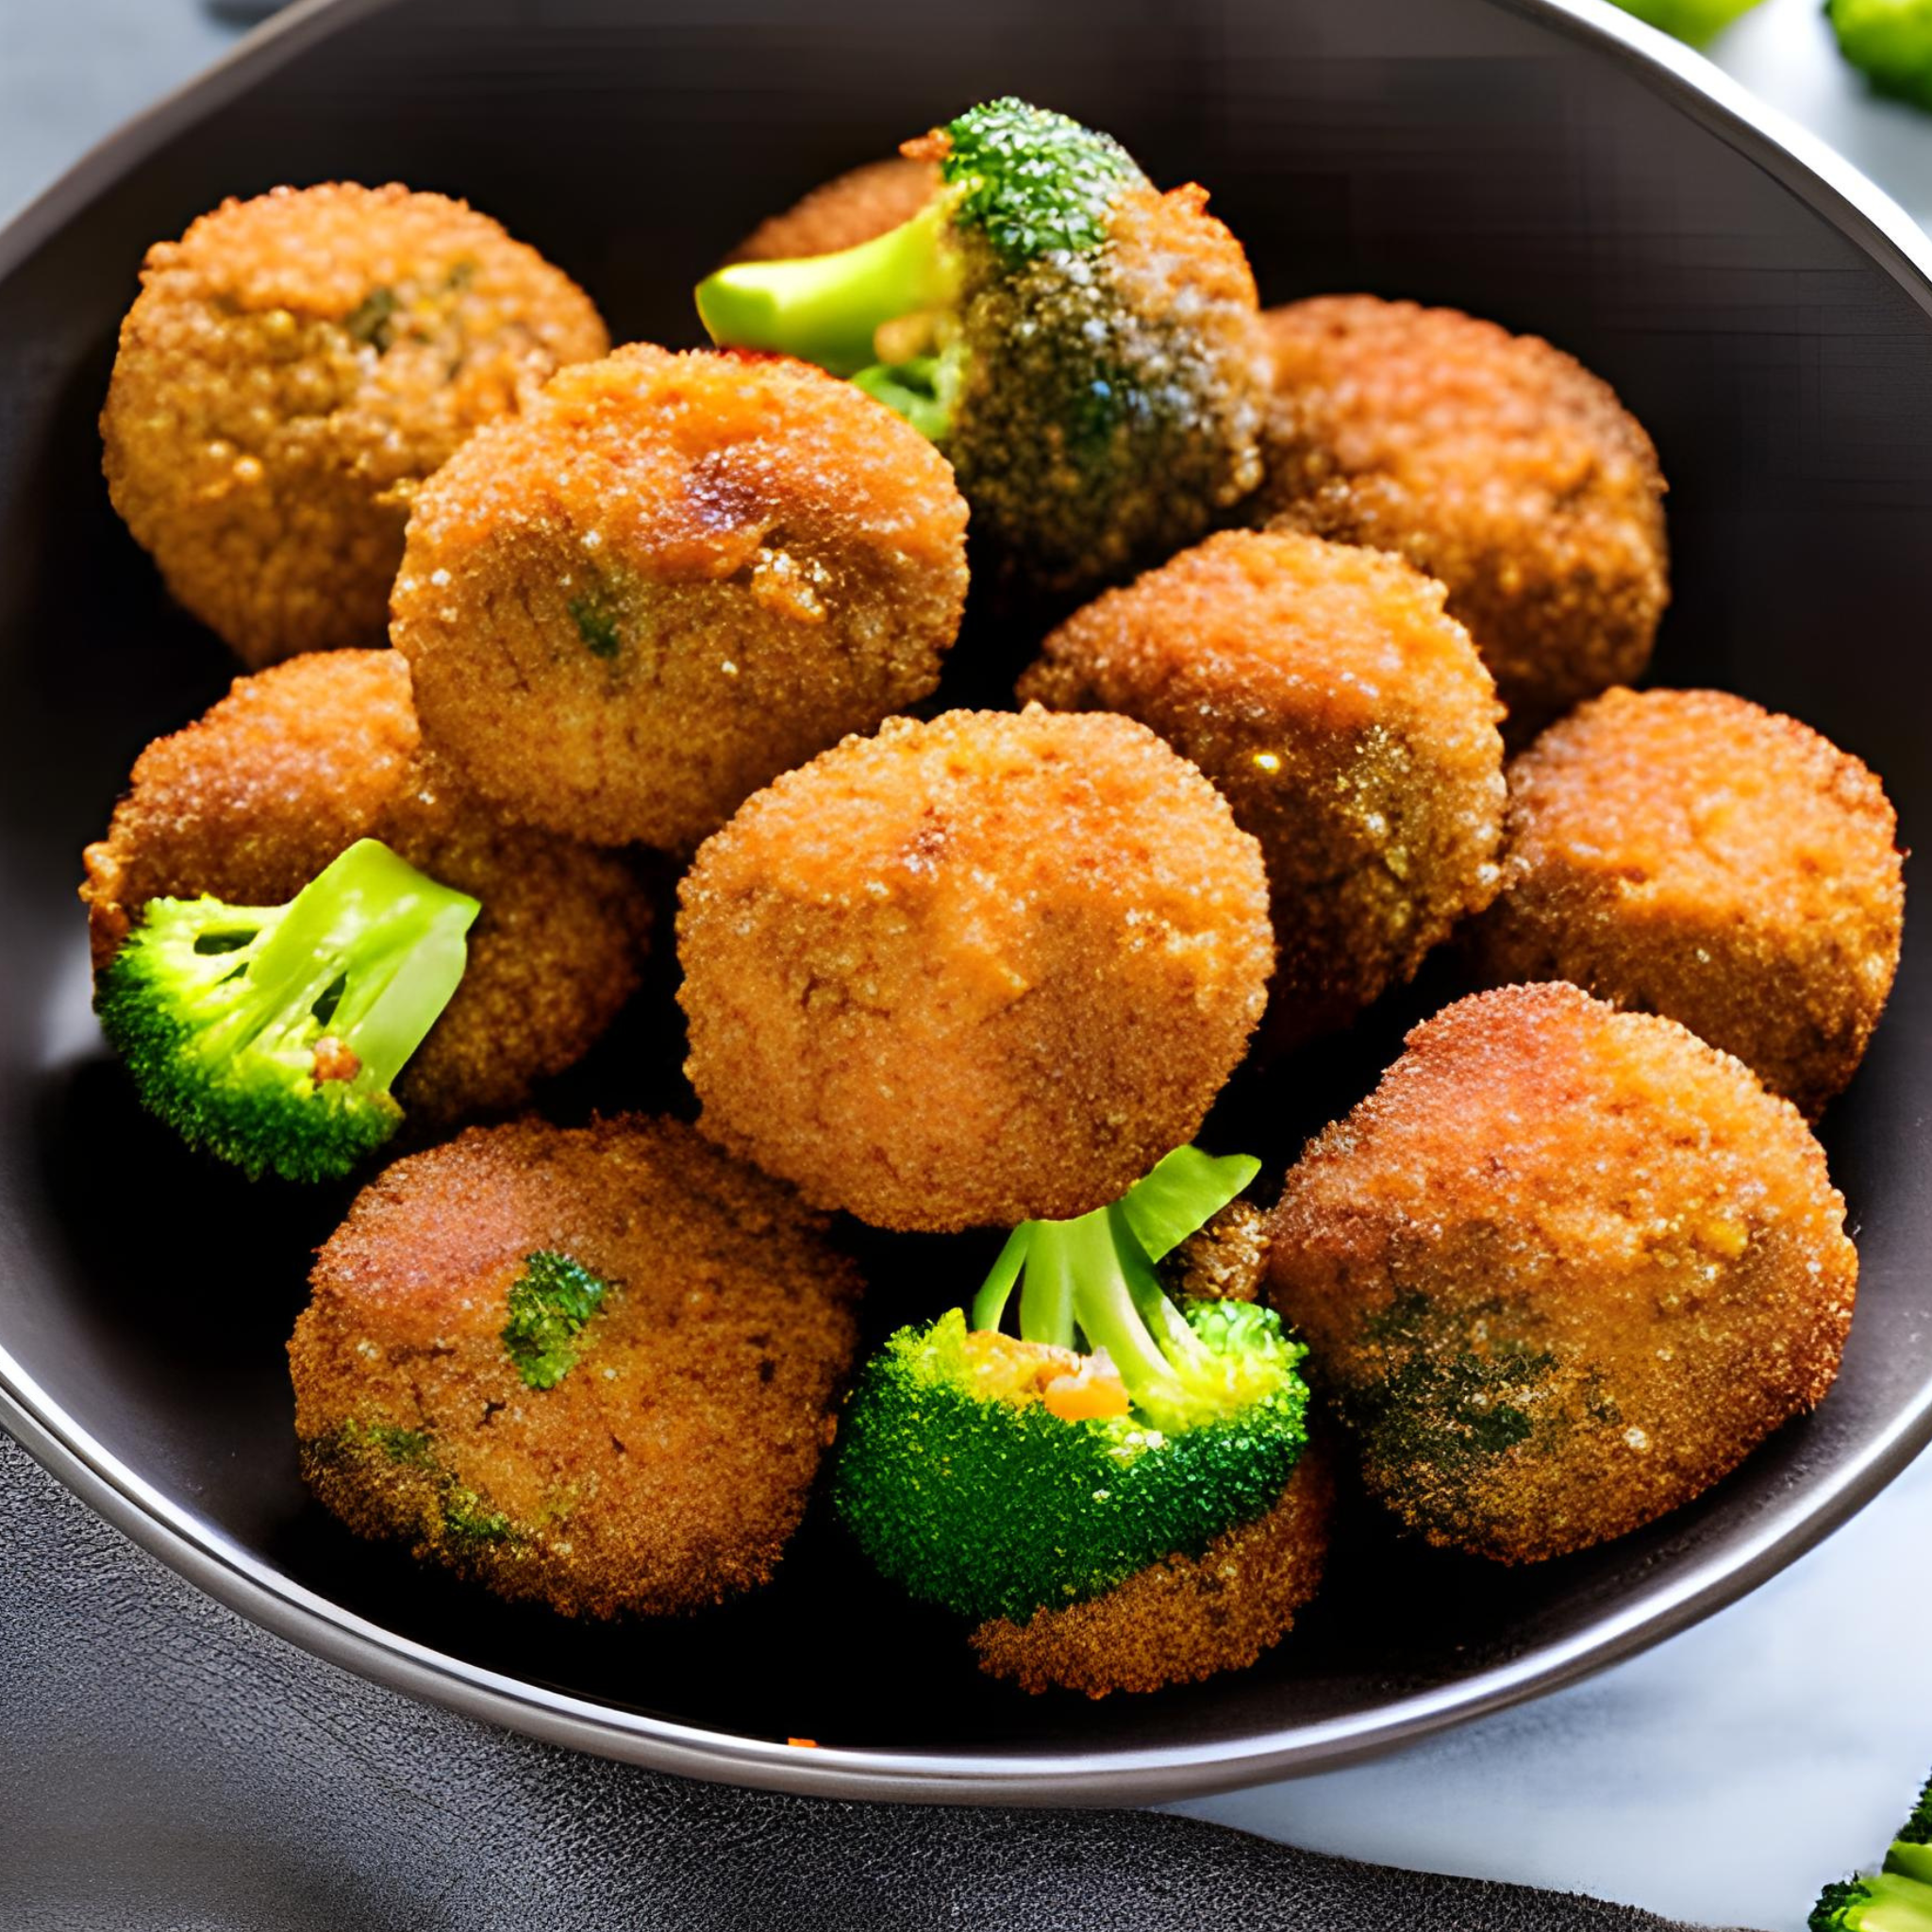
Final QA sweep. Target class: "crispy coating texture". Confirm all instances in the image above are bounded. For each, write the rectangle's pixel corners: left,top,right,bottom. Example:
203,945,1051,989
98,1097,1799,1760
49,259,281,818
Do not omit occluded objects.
291,1116,863,1618
726,157,941,263
970,1442,1332,1697
1256,297,1669,732
79,651,649,1121
392,344,970,850
1470,688,1905,1117
677,707,1274,1232
102,183,608,667
1021,529,1505,1048
1268,983,1857,1564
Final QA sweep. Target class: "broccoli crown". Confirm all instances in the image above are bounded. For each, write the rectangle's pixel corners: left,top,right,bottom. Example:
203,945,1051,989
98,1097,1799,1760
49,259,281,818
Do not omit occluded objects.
502,1250,609,1390
1811,1873,1932,1931
95,838,477,1183
937,97,1138,265
1827,0,1932,108
1608,0,1765,46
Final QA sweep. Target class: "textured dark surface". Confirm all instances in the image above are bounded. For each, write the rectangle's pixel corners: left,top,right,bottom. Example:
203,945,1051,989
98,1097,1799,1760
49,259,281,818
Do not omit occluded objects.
0,1430,1741,1930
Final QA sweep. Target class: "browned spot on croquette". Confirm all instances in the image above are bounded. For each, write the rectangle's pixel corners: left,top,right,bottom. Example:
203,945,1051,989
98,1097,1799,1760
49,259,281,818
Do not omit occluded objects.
725,156,941,264
1470,687,1905,1117
79,651,649,1121
102,183,608,666
970,1443,1333,1697
1257,296,1668,733
391,344,970,852
677,707,1274,1233
289,1115,863,1619
1268,984,1857,1564
1021,528,1505,1049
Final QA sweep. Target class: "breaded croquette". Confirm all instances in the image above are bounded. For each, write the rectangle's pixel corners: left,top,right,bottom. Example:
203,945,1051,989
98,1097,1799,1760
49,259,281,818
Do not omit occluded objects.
391,344,970,850
81,651,649,1122
1020,529,1505,1048
678,707,1274,1232
1256,296,1669,731
291,1116,862,1617
102,183,608,667
1470,688,1905,1117
1268,983,1857,1564
726,156,941,263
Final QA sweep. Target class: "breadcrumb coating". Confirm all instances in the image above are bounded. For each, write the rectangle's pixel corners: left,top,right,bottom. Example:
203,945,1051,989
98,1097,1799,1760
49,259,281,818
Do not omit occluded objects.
80,651,649,1121
291,1116,862,1617
970,1442,1332,1697
725,157,941,263
1256,296,1668,731
391,344,970,850
102,183,608,666
677,707,1274,1232
1470,688,1904,1117
1021,529,1505,1048
1268,983,1857,1564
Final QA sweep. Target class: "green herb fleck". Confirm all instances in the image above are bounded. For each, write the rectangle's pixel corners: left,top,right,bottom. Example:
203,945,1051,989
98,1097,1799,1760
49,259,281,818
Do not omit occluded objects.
569,596,622,658
344,285,399,350
442,1484,514,1546
445,258,477,291
503,1249,609,1390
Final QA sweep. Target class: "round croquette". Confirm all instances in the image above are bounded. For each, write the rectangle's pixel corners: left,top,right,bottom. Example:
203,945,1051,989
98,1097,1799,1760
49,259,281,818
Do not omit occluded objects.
290,1116,863,1618
79,651,649,1122
1469,688,1905,1117
1267,983,1857,1564
1255,296,1669,731
102,183,608,667
1019,529,1506,1048
677,707,1275,1233
391,343,971,851
969,1443,1333,1697
726,156,941,263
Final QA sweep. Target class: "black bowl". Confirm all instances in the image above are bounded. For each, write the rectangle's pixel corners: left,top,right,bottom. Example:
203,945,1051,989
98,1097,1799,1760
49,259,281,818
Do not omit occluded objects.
3,0,1929,1803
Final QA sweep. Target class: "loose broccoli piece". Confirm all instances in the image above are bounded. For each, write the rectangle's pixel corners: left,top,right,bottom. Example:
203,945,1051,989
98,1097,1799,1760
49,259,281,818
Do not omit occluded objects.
1609,0,1765,45
1827,0,1932,109
831,1146,1310,1624
695,97,1267,593
1811,1771,1932,1928
95,838,478,1183
502,1250,609,1390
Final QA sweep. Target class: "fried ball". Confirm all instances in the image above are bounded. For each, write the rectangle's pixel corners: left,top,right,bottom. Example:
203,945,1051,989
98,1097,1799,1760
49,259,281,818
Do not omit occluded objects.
678,707,1274,1232
1268,983,1856,1564
969,1443,1332,1697
290,1116,863,1618
1470,688,1905,1118
102,183,608,667
1020,529,1505,1048
80,650,649,1121
391,344,970,850
725,156,941,263
1256,296,1669,731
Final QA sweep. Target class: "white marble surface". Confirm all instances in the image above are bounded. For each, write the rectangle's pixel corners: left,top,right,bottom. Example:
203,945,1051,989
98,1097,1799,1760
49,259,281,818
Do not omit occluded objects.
4,4,1929,1928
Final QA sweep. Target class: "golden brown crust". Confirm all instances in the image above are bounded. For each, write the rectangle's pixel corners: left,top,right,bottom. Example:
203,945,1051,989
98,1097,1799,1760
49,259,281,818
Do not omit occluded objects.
391,344,970,851
78,651,649,1120
970,1444,1333,1696
677,707,1274,1232
1267,983,1857,1563
1021,529,1505,1047
1256,296,1668,733
725,157,941,263
101,183,608,666
1469,688,1905,1117
289,1115,863,1618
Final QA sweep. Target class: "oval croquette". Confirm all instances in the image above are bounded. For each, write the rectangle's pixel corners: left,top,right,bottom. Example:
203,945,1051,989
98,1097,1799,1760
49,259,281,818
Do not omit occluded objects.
391,344,971,851
80,651,650,1122
1267,983,1857,1564
726,156,941,263
290,1116,863,1617
677,707,1275,1233
102,183,608,667
1470,687,1905,1117
1256,296,1669,731
1019,529,1505,1048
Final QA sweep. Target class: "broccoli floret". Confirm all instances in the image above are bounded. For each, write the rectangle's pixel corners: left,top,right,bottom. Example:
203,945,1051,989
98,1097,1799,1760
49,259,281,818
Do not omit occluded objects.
695,97,1266,593
1810,1771,1932,1928
1887,1774,1932,1884
502,1250,609,1390
831,1146,1310,1624
1827,0,1932,109
1609,0,1765,45
95,838,477,1183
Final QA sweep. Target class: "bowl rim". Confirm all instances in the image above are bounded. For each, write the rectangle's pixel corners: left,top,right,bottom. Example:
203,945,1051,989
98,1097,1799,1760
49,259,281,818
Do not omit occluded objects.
5,0,1931,1804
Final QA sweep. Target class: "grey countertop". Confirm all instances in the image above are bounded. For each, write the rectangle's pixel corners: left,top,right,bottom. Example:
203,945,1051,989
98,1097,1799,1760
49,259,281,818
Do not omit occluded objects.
3,4,1928,1927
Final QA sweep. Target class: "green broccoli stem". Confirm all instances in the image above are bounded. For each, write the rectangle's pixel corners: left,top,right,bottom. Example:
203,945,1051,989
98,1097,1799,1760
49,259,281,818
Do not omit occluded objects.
694,199,958,378
1814,1873,1932,1931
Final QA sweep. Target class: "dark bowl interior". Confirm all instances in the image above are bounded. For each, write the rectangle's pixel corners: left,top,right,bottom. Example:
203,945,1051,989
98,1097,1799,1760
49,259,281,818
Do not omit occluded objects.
3,0,1931,1798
